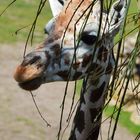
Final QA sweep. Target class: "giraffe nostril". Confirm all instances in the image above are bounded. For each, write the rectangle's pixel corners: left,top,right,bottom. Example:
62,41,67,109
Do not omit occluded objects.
21,55,41,66
29,56,41,65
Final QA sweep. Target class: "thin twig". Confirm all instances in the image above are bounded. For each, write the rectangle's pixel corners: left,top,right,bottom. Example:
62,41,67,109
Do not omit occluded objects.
30,91,51,127
0,0,17,16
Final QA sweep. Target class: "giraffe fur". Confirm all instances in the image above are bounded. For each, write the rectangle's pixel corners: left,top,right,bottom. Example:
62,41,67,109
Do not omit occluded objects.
14,0,128,139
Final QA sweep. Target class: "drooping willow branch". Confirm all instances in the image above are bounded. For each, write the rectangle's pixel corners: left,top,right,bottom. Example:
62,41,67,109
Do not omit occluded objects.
0,0,17,16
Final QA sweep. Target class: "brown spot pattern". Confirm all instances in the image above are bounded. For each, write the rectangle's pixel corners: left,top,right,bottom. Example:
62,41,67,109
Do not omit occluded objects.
90,82,106,103
73,61,80,69
44,33,60,44
21,55,41,66
57,70,69,80
29,56,41,65
46,37,54,44
82,54,92,67
87,108,102,140
73,71,82,80
54,0,92,34
87,125,100,140
89,108,102,123
44,51,51,69
86,63,103,74
51,44,61,56
106,61,113,74
74,109,85,133
97,46,108,62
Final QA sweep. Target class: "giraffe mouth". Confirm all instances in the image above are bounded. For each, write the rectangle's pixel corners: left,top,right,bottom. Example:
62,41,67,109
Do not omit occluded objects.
14,64,44,91
18,77,42,91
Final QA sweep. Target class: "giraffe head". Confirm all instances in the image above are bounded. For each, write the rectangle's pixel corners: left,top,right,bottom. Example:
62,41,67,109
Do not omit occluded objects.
14,0,127,91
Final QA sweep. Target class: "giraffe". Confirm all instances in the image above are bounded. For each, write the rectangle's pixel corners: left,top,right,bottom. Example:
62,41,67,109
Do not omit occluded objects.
14,0,128,139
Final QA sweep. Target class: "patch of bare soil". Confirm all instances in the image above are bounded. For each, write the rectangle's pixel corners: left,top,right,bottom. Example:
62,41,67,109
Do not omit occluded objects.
0,44,135,140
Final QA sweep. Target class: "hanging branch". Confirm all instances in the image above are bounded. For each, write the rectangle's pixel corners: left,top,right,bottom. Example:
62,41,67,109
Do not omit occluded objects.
30,91,51,127
23,0,47,57
0,0,17,16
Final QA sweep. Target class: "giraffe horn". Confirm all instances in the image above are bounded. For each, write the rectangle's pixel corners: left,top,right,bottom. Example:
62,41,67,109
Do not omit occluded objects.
48,0,64,16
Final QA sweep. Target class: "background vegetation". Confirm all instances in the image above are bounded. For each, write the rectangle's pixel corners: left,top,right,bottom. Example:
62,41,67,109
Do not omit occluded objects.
0,0,138,44
0,0,52,44
0,0,139,138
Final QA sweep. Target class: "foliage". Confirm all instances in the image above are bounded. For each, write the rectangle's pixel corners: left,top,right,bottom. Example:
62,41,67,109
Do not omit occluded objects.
1,0,140,139
104,105,140,135
0,0,52,44
76,1,140,138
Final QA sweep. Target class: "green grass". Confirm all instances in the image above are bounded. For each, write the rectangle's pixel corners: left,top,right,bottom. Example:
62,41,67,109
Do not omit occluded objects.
0,0,52,44
104,105,140,135
76,80,83,95
0,0,139,44
123,0,139,34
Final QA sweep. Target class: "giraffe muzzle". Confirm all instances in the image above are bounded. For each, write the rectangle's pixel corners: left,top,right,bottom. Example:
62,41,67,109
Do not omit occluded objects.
14,52,47,90
14,64,43,82
18,77,42,91
14,64,44,90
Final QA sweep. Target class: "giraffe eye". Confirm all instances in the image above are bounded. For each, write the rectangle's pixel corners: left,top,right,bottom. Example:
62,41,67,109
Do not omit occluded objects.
81,32,97,45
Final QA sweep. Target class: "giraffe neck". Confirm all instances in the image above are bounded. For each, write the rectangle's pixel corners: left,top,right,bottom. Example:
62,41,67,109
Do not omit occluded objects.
69,42,115,140
70,75,111,140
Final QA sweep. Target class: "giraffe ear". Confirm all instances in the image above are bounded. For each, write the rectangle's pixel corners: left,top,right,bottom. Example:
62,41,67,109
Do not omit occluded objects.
108,0,128,35
44,17,56,34
48,0,67,17
45,0,67,34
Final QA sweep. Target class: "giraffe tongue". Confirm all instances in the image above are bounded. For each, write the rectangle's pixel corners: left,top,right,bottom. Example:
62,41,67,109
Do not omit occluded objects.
18,77,42,91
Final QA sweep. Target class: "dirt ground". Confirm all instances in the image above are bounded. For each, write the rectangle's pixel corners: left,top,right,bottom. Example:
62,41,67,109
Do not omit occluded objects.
0,44,135,140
